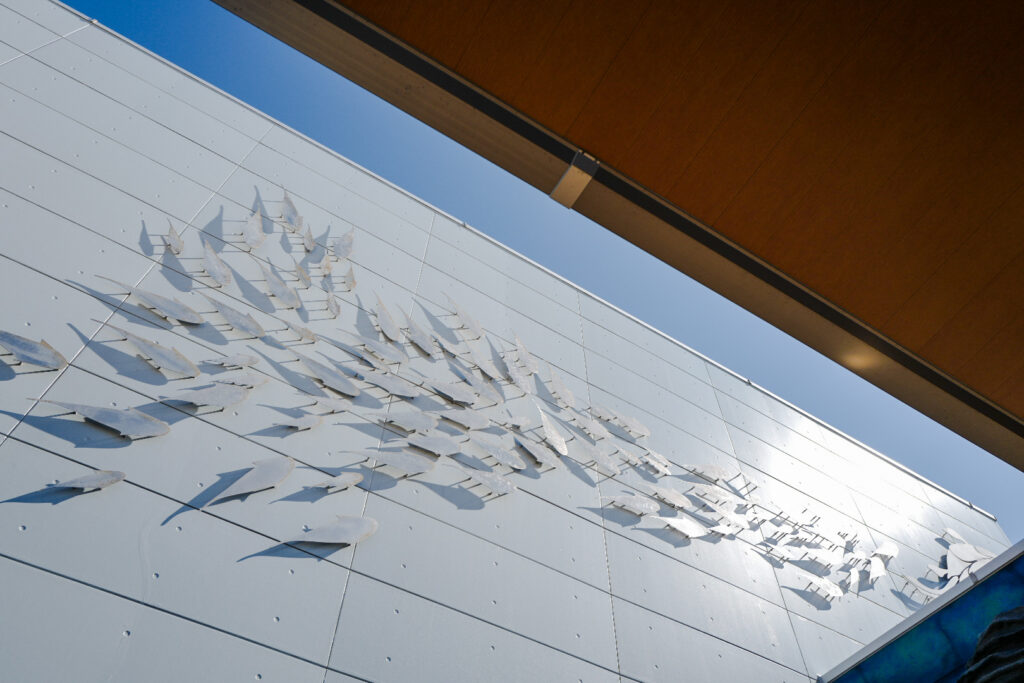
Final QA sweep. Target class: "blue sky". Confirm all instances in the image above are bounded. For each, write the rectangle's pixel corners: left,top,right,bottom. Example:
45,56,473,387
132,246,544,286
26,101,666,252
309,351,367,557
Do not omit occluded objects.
62,0,1023,542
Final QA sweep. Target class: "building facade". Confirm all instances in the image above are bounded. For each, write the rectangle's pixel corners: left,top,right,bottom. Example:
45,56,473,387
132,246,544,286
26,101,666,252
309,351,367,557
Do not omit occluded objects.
0,2,1010,681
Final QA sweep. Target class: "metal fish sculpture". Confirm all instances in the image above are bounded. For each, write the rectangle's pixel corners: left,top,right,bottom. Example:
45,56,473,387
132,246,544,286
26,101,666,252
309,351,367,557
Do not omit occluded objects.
445,294,484,339
163,219,184,255
241,210,267,250
292,351,361,397
403,312,436,357
206,457,295,505
373,294,402,342
52,470,125,492
94,320,199,378
168,382,251,409
333,228,354,260
0,330,67,370
98,276,203,325
199,293,265,338
257,262,301,309
202,239,232,287
281,190,302,232
38,399,170,439
292,515,379,545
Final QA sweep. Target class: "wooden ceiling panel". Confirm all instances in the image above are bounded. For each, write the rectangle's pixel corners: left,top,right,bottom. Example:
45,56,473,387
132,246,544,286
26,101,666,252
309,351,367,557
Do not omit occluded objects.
882,185,1024,351
619,0,804,199
920,252,1024,376
957,315,1024,415
508,0,651,135
668,0,886,225
811,9,1024,323
341,0,491,69
562,0,727,169
454,0,574,103
708,1,934,256
728,0,972,301
993,366,1024,419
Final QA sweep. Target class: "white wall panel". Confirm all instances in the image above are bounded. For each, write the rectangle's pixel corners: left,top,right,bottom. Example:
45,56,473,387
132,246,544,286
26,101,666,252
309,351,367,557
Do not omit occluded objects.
0,2,1010,681
0,557,328,683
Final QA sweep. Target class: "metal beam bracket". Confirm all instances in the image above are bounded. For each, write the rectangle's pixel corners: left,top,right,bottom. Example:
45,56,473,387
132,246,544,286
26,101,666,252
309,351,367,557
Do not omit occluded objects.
550,151,598,208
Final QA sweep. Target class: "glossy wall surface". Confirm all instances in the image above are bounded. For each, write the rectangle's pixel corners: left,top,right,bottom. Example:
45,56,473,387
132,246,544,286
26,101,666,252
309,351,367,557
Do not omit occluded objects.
0,2,1010,681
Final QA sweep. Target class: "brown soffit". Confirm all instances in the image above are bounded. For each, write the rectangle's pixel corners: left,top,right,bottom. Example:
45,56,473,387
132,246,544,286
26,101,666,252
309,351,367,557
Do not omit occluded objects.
212,0,1024,471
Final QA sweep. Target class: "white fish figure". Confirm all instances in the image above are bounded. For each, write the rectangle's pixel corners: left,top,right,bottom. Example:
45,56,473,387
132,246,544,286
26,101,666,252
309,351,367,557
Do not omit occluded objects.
220,371,269,388
98,276,203,325
333,228,354,260
440,408,490,430
373,295,402,342
326,294,341,318
311,472,363,492
656,516,710,539
241,210,267,250
257,262,301,309
163,220,184,255
293,516,378,545
804,572,844,601
0,330,67,370
445,294,484,339
547,366,575,410
403,311,436,357
647,484,691,510
575,439,620,476
385,410,438,433
292,351,361,397
202,239,232,287
471,435,527,471
452,363,503,405
434,333,462,358
318,249,333,275
199,293,265,338
207,457,295,505
293,259,312,289
468,346,503,381
868,555,887,585
52,470,125,492
281,190,302,232
357,369,420,398
642,451,672,477
604,493,659,516
39,399,170,439
514,334,539,375
312,396,349,414
169,382,250,409
424,379,477,406
407,432,462,457
285,320,317,343
573,411,610,440
302,226,315,252
872,540,899,561
274,414,323,431
202,353,259,369
448,461,516,497
515,436,562,470
354,334,406,365
366,449,435,477
95,320,199,378
538,409,569,456
504,355,531,393
618,413,651,439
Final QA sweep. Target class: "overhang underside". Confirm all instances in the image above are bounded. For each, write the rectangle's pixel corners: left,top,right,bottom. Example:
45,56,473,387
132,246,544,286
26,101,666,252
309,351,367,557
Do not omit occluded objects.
212,0,1024,470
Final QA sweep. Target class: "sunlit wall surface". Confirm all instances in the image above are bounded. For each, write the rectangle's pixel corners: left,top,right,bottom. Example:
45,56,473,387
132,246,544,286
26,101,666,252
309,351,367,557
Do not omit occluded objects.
0,2,1011,681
